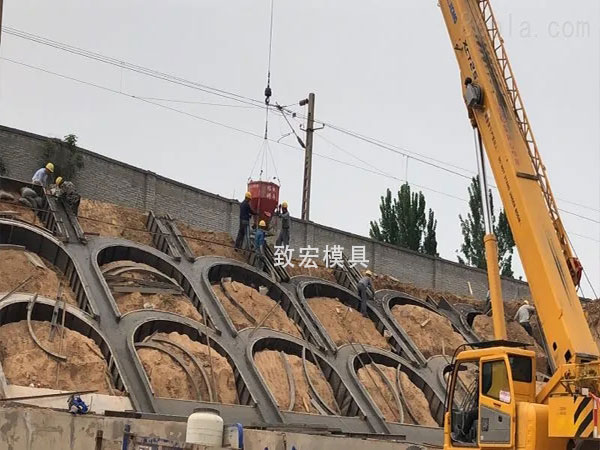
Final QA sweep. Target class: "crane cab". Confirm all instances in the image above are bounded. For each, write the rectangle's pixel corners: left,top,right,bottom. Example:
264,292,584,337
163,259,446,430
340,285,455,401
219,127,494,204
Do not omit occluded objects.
443,342,540,449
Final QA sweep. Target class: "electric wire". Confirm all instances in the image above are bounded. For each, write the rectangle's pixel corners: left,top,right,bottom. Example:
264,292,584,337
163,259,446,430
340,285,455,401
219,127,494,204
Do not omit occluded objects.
4,25,598,218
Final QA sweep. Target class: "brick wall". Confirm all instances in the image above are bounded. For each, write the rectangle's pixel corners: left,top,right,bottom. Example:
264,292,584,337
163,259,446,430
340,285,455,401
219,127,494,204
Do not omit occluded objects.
0,125,530,300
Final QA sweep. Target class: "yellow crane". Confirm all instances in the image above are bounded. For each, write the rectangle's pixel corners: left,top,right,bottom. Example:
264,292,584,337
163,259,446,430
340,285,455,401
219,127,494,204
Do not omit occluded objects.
437,1,600,449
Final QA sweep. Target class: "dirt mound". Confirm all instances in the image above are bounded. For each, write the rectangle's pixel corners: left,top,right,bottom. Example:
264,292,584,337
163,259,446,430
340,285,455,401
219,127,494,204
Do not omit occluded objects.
373,273,481,307
473,315,548,371
212,281,300,337
357,364,401,423
307,297,390,350
287,263,337,283
78,199,152,246
254,350,338,414
176,222,246,263
357,363,437,426
0,249,78,306
104,264,202,322
398,371,438,426
0,320,117,394
391,304,466,358
137,332,237,404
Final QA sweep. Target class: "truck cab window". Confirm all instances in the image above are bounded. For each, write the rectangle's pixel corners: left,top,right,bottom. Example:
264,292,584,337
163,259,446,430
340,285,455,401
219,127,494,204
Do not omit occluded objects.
482,360,510,403
450,360,479,445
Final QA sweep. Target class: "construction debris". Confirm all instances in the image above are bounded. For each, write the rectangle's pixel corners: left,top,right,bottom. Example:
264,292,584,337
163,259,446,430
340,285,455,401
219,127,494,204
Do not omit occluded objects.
102,261,201,321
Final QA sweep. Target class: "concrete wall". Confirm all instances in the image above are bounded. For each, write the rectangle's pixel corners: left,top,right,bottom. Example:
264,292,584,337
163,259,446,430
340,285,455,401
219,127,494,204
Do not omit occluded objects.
0,405,432,450
0,124,530,301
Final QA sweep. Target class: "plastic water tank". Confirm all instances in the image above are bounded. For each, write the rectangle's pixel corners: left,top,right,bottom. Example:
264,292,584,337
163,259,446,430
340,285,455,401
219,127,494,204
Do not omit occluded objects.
186,408,224,446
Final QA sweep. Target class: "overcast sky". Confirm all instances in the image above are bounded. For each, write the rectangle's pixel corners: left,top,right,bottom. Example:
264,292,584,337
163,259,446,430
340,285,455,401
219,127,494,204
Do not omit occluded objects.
1,0,598,296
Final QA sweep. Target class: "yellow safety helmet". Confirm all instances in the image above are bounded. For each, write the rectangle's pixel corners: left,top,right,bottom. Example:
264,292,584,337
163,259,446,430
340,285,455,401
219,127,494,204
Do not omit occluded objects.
55,177,63,186
245,191,252,199
45,162,55,173
282,201,288,208
365,269,373,277
259,220,266,227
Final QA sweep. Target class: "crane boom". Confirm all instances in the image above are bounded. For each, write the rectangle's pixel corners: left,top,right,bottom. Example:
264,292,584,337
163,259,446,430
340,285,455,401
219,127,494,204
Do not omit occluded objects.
438,0,598,369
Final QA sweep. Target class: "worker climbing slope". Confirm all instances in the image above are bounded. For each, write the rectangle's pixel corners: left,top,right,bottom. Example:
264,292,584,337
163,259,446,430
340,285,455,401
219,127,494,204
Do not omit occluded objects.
275,201,290,247
31,162,54,187
234,191,257,250
356,270,375,318
514,300,536,337
254,219,267,271
53,177,81,215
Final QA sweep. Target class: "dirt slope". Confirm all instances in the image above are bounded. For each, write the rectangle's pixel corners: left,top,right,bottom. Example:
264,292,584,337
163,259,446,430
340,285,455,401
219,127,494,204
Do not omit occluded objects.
0,249,78,306
0,320,117,394
78,199,152,246
391,304,466,358
357,363,437,426
212,281,300,337
138,332,237,404
307,297,390,350
473,315,548,371
176,222,247,263
254,350,338,414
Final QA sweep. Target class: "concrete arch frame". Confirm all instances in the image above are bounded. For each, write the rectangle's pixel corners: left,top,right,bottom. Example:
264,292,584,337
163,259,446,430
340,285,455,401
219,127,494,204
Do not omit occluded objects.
0,295,127,393
0,220,444,442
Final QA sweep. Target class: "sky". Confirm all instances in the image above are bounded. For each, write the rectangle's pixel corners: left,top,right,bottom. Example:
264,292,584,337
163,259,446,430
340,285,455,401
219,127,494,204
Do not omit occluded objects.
0,0,598,296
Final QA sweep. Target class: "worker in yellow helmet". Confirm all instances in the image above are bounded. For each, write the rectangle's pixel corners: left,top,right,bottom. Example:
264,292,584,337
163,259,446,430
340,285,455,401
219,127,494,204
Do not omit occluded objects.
275,201,291,247
52,176,81,215
357,269,375,318
253,219,267,271
234,191,258,250
31,162,54,187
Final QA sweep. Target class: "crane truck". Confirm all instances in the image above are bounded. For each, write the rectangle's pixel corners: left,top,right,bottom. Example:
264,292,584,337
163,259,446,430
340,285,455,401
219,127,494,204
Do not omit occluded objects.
437,1,600,449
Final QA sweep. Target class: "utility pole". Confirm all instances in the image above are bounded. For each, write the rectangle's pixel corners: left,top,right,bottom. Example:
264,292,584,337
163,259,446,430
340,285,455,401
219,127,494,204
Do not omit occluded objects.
0,1,4,48
301,92,315,221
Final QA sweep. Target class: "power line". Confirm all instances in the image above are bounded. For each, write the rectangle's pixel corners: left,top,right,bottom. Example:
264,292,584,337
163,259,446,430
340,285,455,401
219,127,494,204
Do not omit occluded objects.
5,25,599,219
2,26,267,110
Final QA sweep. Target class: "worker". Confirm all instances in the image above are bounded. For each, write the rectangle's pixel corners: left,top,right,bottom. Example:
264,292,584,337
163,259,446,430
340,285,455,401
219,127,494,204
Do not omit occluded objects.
275,201,290,247
514,300,536,337
31,162,54,187
234,192,257,250
356,270,375,318
483,289,492,316
254,220,267,271
67,394,89,414
54,177,81,215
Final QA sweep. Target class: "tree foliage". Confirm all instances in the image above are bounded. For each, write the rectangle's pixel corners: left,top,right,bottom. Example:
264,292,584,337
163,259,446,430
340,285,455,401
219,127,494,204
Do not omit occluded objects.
43,134,83,180
370,183,438,256
457,176,515,277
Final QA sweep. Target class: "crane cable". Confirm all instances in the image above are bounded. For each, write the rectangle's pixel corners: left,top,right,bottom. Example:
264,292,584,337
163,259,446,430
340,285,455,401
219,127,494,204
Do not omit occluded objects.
263,0,275,140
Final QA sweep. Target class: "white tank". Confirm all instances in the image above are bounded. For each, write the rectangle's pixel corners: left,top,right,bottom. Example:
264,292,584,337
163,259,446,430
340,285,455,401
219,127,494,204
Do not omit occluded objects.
186,408,224,446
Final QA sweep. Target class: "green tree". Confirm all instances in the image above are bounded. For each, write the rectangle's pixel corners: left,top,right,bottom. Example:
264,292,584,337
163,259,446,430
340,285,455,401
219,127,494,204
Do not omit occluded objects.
43,134,83,180
457,176,515,277
370,183,438,255
423,209,438,256
369,189,399,244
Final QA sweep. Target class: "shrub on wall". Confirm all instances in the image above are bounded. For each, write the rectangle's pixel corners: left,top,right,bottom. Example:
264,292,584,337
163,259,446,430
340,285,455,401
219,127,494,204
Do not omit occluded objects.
43,134,84,180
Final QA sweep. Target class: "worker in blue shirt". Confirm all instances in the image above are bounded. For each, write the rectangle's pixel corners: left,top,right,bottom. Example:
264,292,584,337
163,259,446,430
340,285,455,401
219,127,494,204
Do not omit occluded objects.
31,162,54,187
234,191,257,250
254,220,267,271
